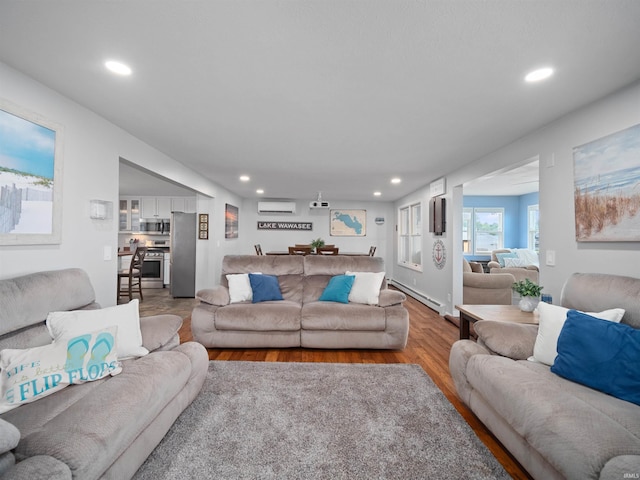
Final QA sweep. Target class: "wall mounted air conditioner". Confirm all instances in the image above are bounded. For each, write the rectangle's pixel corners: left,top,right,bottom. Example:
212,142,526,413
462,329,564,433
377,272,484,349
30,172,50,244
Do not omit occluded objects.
257,201,297,214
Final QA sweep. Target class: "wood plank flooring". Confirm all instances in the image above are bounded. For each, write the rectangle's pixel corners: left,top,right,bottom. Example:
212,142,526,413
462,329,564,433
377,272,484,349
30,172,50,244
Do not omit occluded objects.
141,287,531,479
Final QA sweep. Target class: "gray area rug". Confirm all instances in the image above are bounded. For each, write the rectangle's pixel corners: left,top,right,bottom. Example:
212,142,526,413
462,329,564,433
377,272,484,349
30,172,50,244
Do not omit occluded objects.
133,361,509,479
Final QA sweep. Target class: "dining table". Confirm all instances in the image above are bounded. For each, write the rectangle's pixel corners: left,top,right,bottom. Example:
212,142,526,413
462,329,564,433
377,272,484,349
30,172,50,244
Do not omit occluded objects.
265,251,369,256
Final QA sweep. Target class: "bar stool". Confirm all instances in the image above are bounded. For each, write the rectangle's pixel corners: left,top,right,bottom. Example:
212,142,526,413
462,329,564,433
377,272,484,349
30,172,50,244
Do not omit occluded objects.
118,247,147,301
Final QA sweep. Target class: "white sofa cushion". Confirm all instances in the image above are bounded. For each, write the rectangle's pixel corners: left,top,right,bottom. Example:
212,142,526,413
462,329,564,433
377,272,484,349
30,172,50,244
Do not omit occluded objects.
47,300,148,360
346,271,385,305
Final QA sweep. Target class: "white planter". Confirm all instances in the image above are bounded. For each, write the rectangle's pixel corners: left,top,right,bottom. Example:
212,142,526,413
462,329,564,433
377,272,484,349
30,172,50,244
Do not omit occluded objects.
519,296,540,312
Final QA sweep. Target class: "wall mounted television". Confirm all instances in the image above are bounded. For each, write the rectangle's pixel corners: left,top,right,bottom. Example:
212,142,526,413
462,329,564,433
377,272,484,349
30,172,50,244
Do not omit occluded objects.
429,197,446,235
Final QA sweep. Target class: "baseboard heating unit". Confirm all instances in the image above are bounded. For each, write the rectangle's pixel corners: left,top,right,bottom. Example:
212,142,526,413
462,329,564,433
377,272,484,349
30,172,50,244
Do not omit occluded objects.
389,280,445,316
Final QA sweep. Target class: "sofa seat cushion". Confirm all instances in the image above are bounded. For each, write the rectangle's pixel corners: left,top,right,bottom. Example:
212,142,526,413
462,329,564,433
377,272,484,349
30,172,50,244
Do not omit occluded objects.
5,350,192,479
466,355,640,480
214,301,301,331
301,302,386,331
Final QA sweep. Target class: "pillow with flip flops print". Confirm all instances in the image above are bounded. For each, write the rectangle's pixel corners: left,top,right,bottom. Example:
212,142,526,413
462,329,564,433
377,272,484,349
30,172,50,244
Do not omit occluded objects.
0,326,122,414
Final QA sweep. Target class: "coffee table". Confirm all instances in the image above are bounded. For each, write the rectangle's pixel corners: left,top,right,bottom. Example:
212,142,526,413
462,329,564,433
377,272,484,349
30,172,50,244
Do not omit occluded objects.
455,304,539,340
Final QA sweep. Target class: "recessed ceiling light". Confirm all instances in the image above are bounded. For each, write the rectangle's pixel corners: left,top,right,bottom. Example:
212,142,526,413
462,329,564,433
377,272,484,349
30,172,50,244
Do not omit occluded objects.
105,60,132,76
525,67,554,83
374,191,382,196
391,178,402,184
256,189,264,194
239,175,250,182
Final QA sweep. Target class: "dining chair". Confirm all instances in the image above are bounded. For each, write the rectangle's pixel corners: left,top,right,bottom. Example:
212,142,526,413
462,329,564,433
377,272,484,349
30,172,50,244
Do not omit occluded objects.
118,246,147,301
369,246,377,256
316,246,339,255
288,246,312,255
254,244,263,255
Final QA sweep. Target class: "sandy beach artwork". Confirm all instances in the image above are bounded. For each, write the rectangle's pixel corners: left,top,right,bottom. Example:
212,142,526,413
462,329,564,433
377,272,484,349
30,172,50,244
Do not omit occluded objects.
573,123,640,242
0,100,62,244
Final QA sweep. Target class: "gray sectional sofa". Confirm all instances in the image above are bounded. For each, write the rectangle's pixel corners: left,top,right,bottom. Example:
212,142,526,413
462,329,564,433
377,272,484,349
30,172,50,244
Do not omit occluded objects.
449,272,640,480
0,268,209,479
191,255,409,349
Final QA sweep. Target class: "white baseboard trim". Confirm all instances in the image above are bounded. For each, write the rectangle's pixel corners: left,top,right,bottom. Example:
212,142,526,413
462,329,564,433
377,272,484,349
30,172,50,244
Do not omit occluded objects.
389,280,445,316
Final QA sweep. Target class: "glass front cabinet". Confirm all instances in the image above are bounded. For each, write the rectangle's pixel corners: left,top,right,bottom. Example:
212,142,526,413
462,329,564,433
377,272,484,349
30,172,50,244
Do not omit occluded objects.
119,197,140,232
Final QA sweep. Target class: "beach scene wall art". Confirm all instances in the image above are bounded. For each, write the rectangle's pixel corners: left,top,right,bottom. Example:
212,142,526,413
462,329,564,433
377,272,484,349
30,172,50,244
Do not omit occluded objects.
0,99,63,245
573,123,640,242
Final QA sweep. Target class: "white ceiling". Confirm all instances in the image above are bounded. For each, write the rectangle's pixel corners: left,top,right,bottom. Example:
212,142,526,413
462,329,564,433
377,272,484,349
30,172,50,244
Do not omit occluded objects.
464,160,539,196
1,1,639,201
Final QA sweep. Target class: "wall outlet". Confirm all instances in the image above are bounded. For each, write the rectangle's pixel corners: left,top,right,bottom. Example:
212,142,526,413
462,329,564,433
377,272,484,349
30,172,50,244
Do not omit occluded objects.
447,293,452,302
412,278,416,286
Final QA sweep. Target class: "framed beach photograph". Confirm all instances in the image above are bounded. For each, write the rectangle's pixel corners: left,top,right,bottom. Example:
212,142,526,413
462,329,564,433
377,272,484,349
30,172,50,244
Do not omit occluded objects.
0,98,63,245
225,203,238,239
573,122,640,242
330,209,366,236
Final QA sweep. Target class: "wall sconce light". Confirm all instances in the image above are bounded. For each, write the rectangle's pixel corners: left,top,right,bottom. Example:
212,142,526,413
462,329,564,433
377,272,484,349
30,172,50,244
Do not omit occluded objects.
90,199,113,220
375,217,385,225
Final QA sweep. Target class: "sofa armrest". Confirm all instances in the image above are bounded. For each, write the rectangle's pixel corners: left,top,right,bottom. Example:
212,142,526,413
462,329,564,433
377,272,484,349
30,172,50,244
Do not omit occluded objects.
0,419,19,456
473,321,538,360
601,455,640,480
140,314,183,352
196,286,230,306
1,455,72,480
487,261,501,269
449,340,491,404
378,289,406,307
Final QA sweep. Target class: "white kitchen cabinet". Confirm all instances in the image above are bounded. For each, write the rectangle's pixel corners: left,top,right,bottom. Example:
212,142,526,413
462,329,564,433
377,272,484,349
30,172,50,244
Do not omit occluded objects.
171,197,186,213
141,196,172,219
119,197,140,232
170,196,197,214
157,197,172,218
185,196,197,213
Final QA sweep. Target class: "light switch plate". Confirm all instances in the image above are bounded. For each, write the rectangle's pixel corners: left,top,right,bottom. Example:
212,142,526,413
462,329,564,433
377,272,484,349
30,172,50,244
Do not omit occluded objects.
103,246,112,261
546,250,556,266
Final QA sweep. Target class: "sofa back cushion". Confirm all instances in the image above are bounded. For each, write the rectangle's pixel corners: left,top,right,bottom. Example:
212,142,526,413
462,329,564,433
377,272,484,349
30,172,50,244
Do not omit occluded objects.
221,255,304,303
561,273,640,328
0,269,98,348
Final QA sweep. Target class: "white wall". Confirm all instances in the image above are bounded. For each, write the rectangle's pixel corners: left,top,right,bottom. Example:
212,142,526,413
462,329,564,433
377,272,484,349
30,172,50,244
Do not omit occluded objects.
0,61,242,305
240,199,395,267
394,80,640,315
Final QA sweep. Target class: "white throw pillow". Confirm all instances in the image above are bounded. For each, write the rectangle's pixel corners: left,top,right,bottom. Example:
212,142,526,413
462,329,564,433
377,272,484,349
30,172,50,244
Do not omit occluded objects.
513,248,540,268
345,271,386,305
226,273,261,303
46,300,148,360
0,326,122,414
530,302,625,366
504,257,529,268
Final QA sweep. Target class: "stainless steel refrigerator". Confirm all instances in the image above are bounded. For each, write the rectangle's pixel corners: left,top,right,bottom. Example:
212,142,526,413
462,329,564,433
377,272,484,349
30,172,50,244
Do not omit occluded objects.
170,212,197,297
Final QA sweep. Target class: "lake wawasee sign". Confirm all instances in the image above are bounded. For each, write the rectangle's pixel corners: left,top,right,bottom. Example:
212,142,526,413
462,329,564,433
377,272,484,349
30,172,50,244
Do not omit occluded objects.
257,221,313,231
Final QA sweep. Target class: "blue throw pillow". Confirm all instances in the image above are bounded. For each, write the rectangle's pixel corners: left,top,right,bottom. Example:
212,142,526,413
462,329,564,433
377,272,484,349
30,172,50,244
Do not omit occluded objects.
319,275,355,304
551,310,640,406
248,274,283,303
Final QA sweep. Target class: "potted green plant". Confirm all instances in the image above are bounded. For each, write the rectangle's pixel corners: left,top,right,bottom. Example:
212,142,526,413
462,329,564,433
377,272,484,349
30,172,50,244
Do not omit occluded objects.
512,278,543,312
310,238,325,253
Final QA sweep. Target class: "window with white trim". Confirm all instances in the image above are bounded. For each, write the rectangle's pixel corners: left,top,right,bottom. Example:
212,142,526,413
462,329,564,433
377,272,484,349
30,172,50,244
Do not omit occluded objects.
473,208,504,255
528,204,539,252
398,202,422,271
462,208,473,253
